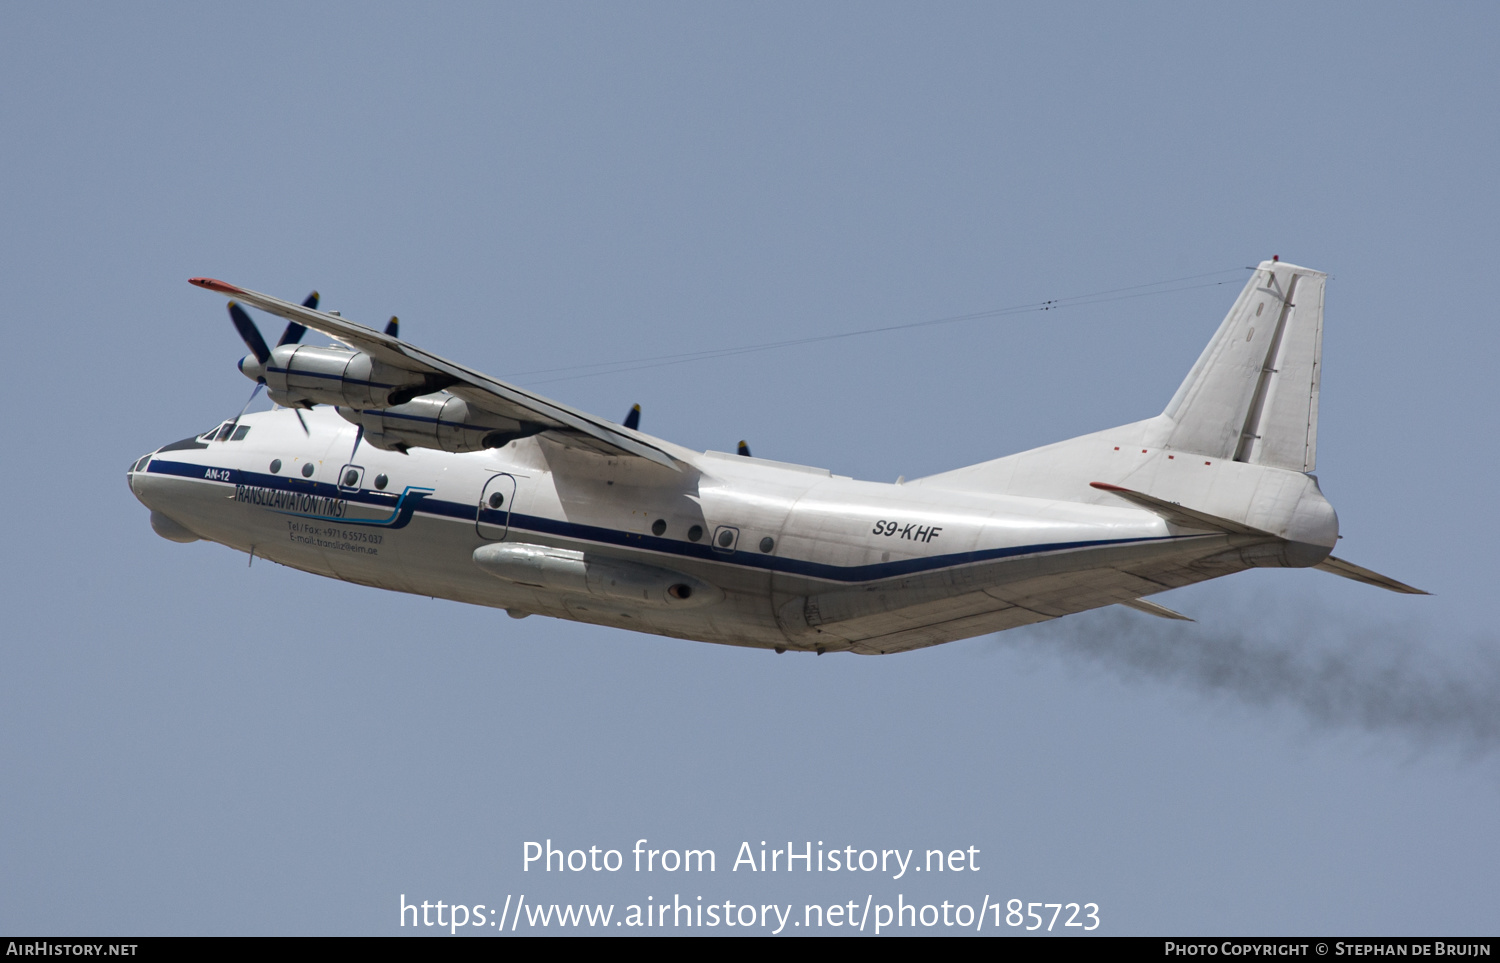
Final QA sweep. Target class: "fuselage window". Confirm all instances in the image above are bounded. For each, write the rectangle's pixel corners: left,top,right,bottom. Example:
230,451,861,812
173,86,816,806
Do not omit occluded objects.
269,459,282,474
373,473,388,490
687,525,704,542
301,463,315,478
343,469,360,487
231,425,251,441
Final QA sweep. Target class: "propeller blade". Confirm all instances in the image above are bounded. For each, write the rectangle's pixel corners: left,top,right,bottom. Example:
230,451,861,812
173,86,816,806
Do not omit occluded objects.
294,408,310,435
350,424,364,461
384,316,399,338
226,383,264,435
623,404,641,431
737,440,751,457
275,291,319,346
229,301,270,364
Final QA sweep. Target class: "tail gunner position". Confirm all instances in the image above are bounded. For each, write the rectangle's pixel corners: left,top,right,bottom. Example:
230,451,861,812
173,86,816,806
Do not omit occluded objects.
127,261,1423,655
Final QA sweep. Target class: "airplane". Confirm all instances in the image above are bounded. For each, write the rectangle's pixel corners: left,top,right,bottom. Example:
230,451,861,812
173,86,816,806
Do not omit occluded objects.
127,259,1424,656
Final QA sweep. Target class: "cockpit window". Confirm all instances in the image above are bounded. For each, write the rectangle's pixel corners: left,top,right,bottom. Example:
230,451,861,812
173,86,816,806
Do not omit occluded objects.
214,423,236,442
230,425,251,441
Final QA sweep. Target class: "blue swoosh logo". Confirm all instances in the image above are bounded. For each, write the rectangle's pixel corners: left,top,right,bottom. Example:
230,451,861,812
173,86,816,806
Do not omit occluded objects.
272,485,434,529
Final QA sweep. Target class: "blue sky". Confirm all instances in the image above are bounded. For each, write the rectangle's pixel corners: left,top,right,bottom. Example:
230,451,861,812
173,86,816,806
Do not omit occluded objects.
3,2,1497,935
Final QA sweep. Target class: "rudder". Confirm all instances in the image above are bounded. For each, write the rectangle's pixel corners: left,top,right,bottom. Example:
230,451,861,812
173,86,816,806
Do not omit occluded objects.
1162,259,1325,472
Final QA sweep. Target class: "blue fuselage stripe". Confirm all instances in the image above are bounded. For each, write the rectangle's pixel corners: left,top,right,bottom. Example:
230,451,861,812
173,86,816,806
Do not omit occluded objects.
145,458,1187,584
268,365,397,389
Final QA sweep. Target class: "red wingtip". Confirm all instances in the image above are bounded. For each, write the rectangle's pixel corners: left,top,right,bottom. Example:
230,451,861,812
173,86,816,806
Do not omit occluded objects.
189,277,242,295
1089,481,1129,492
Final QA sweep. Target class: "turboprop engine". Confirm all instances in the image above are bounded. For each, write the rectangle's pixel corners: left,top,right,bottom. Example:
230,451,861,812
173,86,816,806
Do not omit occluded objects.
238,343,445,410
220,294,547,455
225,296,445,410
336,393,545,454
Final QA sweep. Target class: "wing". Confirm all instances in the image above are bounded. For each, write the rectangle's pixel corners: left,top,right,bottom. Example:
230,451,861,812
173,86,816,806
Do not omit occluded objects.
1118,596,1195,620
190,278,682,471
1088,484,1429,595
1088,482,1271,535
1314,555,1429,595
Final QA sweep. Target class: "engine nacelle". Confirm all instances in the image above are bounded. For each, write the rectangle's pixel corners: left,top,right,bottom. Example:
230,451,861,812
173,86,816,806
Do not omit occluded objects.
239,344,441,409
337,393,545,454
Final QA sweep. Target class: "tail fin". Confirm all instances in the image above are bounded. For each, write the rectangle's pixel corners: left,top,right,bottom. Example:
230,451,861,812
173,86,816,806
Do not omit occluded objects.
1163,259,1326,472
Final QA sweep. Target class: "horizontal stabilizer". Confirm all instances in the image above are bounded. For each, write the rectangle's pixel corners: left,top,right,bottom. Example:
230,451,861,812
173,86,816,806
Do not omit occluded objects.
1314,556,1429,595
1089,482,1271,536
1119,597,1194,621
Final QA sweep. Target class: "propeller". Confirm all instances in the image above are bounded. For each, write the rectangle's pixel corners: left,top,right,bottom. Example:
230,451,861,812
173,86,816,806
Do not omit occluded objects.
275,291,320,346
230,291,321,373
623,404,641,430
225,382,265,437
226,291,320,436
737,440,751,457
229,301,270,367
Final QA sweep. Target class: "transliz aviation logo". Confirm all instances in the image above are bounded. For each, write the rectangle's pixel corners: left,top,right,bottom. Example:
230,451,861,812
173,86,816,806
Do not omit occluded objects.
234,483,433,528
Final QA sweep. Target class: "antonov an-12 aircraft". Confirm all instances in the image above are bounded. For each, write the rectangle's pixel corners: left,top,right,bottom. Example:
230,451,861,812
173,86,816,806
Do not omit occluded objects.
128,260,1423,655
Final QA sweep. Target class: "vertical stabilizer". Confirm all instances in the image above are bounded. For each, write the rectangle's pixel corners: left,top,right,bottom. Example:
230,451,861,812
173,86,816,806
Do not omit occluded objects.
1162,259,1325,471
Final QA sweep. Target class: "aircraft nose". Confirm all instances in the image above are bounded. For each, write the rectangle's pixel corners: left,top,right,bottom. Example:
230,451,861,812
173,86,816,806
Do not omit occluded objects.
126,450,155,498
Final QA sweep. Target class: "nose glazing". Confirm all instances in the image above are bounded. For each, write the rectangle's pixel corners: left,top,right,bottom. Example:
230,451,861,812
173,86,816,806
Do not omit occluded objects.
126,450,154,496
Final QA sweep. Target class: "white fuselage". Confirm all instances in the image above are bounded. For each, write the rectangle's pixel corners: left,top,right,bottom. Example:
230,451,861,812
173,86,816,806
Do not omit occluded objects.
128,406,1326,655
135,260,1375,652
